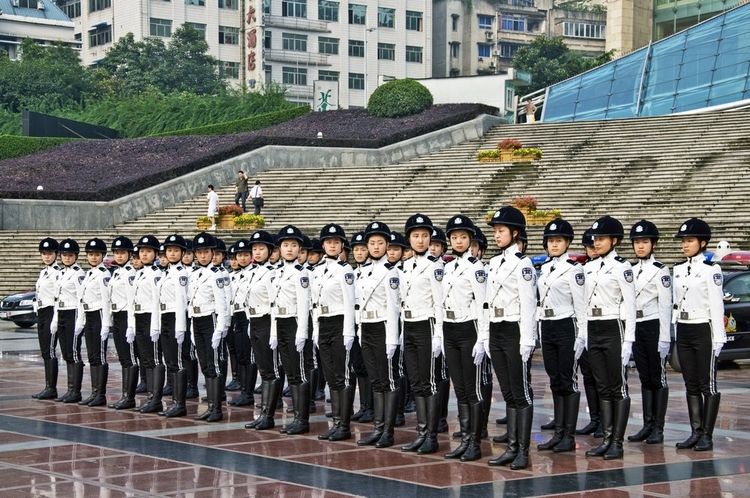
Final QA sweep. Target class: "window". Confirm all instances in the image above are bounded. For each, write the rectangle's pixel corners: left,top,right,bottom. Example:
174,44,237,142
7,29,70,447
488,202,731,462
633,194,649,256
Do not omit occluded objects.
219,0,238,9
283,67,307,86
348,39,364,57
406,11,423,31
349,72,365,90
61,0,81,18
265,65,272,85
478,15,493,30
500,43,518,58
282,33,307,52
501,16,526,32
478,44,491,58
219,61,240,79
265,31,271,49
187,23,206,39
319,0,339,22
377,43,395,61
349,4,366,25
405,45,422,63
563,22,606,39
318,70,339,81
185,0,204,5
451,14,459,32
318,37,339,55
150,18,172,37
506,88,515,110
282,0,306,18
89,25,111,47
378,7,395,28
219,26,239,45
89,0,110,12
450,42,459,58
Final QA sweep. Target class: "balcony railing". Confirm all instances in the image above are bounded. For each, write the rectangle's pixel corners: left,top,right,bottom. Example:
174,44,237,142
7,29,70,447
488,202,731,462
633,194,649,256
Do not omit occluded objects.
285,84,314,99
266,49,330,66
265,15,330,32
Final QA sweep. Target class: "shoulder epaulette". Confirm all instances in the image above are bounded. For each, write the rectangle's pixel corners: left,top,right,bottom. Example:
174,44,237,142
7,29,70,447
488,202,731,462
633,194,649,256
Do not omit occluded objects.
428,255,437,262
151,265,159,271
295,264,304,271
72,265,81,271
384,262,394,270
675,260,688,266
515,252,527,259
53,264,61,270
176,265,184,271
99,266,107,272
653,261,665,269
566,259,577,265
703,260,716,266
362,262,373,268
266,264,275,270
615,256,627,263
337,260,347,266
210,266,220,273
125,265,133,271
468,257,478,264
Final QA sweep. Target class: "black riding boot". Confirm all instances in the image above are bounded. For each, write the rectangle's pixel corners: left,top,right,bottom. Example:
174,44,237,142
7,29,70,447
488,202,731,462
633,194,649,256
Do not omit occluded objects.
395,376,406,427
35,358,59,400
247,378,280,430
352,375,372,421
160,369,187,417
628,388,654,442
229,364,255,407
358,391,385,445
646,386,669,444
206,375,224,422
186,358,200,399
418,393,441,454
330,385,354,441
62,362,83,404
87,364,109,407
604,397,631,460
676,394,704,449
445,403,471,459
577,383,601,435
111,366,138,410
307,368,318,414
226,354,241,391
489,407,518,466
401,396,427,451
375,389,399,447
437,378,450,433
285,383,311,435
694,393,721,451
79,365,99,406
481,380,492,439
538,395,565,450
135,364,147,394
460,402,484,461
318,389,341,440
510,405,533,470
586,399,614,457
553,392,580,453
140,365,165,413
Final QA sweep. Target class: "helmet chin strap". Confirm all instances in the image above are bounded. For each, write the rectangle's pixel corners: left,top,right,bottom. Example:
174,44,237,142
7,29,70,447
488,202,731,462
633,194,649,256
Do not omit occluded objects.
415,249,428,256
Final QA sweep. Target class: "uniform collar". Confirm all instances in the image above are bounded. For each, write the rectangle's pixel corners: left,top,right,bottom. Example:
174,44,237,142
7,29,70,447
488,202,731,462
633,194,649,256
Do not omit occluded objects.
549,252,569,264
688,253,706,265
601,249,619,263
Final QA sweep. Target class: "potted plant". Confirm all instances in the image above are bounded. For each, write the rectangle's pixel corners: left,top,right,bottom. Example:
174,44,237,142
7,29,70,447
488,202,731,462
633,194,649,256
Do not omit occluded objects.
217,204,243,229
477,149,501,162
510,196,538,216
233,214,265,230
512,147,543,161
528,209,563,225
196,216,213,230
497,139,522,161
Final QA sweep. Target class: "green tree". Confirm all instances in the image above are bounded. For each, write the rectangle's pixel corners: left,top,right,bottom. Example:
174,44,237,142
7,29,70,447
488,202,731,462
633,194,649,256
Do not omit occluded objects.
512,36,614,93
161,24,225,95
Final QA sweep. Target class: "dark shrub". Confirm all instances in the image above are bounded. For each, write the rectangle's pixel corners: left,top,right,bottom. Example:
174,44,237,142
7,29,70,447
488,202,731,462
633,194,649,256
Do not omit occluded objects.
367,79,433,118
154,106,310,137
0,135,77,161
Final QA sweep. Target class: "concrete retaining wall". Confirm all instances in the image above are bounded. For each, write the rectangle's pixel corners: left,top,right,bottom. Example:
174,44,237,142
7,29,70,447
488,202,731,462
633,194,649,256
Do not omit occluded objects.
0,114,503,231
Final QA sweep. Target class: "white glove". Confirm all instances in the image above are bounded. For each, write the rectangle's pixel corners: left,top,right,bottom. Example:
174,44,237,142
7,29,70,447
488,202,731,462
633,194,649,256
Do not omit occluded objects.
432,335,443,358
176,330,185,345
190,330,196,347
520,344,534,363
295,336,306,352
211,329,222,349
386,343,398,360
269,335,278,350
714,342,723,358
220,326,229,338
50,320,58,336
344,335,354,351
74,324,84,337
126,327,135,344
150,329,160,342
100,326,110,342
574,336,586,360
313,333,320,348
471,341,485,366
621,340,633,367
482,338,491,360
658,341,670,359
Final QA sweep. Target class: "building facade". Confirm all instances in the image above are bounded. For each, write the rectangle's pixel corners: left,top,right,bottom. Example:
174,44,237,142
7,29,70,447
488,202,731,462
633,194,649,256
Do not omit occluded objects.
0,0,76,60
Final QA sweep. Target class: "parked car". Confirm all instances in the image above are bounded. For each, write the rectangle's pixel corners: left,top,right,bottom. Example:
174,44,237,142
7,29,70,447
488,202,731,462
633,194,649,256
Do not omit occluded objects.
0,290,37,328
669,260,750,372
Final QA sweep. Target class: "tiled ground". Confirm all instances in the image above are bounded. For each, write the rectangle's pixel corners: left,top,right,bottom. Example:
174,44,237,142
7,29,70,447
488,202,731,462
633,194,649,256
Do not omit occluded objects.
1,328,750,497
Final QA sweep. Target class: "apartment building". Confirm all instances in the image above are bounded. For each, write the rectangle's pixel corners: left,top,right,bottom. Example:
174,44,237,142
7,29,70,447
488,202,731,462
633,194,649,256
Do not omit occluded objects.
0,0,76,60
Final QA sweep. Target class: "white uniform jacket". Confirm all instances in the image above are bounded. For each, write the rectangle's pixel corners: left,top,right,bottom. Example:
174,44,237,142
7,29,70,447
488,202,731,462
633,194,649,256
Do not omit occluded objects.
187,264,230,333
35,263,61,311
633,256,672,344
128,265,162,332
441,252,487,342
311,258,356,340
109,264,136,316
270,260,310,342
244,263,276,319
537,252,586,334
356,257,400,347
672,253,726,345
79,263,111,331
157,263,189,334
401,254,444,340
583,250,636,344
52,263,85,326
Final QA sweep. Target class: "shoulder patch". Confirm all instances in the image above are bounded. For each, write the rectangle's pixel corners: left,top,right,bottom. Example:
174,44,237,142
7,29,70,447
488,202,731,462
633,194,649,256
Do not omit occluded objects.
623,269,634,283
179,276,188,287
475,270,486,283
661,275,671,288
575,273,585,286
653,261,665,269
78,275,85,284
389,277,400,289
704,260,717,266
344,273,354,285
434,268,444,282
300,276,310,288
615,256,627,263
713,273,722,286
216,277,224,288
103,276,111,286
521,267,533,281
128,275,135,285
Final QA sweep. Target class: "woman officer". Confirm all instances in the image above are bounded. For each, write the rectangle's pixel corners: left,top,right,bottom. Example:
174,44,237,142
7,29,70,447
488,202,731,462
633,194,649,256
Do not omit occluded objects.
312,224,356,440
535,219,586,454
441,215,487,462
627,220,672,445
673,218,725,451
34,237,61,400
584,216,637,460
484,207,536,470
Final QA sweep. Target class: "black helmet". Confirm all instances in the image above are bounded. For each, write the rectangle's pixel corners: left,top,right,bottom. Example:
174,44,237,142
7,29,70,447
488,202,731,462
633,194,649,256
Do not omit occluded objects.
163,234,187,250
472,226,488,250
310,238,324,253
214,238,227,254
630,220,659,241
301,235,313,251
137,235,161,251
351,231,366,247
487,206,526,229
581,228,595,248
590,215,624,238
445,215,476,236
228,243,237,256
250,230,276,249
389,231,408,248
234,238,252,253
111,236,134,252
543,219,574,242
675,218,711,240
343,238,351,252
404,213,433,236
320,224,347,242
59,238,79,254
364,221,391,241
184,239,194,252
277,225,304,244
85,238,107,254
39,237,59,253
132,245,140,257
431,227,447,246
158,244,166,254
518,228,528,243
193,232,216,250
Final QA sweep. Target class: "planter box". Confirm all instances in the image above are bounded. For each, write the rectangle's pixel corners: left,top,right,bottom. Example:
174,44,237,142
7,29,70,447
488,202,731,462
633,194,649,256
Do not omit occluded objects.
217,214,236,230
499,149,515,162
196,220,212,230
528,214,561,226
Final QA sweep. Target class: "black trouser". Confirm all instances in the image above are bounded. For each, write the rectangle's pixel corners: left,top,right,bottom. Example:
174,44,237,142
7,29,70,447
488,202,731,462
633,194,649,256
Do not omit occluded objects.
403,319,438,398
435,350,449,383
37,306,57,361
226,315,237,359
318,316,353,391
587,319,628,401
541,317,578,396
579,349,595,390
84,310,108,367
676,323,717,396
251,315,278,382
277,317,312,386
633,319,667,391
233,312,252,366
443,321,482,405
361,321,399,393
58,309,83,364
160,313,183,374
489,321,532,409
193,315,221,379
112,310,136,368
135,313,160,369
351,335,368,377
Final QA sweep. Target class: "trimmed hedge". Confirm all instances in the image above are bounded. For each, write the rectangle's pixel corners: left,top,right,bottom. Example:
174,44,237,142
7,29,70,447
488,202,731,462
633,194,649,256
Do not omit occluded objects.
0,135,78,161
154,106,311,137
368,79,434,118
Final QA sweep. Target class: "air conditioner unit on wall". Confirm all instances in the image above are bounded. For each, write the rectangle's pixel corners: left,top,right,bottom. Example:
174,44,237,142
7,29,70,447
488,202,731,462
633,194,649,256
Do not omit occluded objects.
485,31,494,40
493,49,501,56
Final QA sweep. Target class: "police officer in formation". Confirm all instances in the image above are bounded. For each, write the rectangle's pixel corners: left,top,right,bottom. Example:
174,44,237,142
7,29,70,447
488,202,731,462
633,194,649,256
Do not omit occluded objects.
30,210,727,465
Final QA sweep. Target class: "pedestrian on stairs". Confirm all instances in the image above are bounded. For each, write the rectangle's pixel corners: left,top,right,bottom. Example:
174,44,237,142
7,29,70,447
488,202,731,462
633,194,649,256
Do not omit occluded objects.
250,181,264,216
206,185,219,230
33,237,62,401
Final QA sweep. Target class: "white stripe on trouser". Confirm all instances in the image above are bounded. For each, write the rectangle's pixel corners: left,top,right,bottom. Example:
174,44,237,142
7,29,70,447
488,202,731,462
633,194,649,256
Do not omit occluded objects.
659,356,667,389
387,348,397,392
472,320,483,403
617,320,628,399
428,320,436,394
177,342,184,370
344,349,351,388
298,346,307,383
129,342,137,366
99,310,107,365
571,320,579,393
212,314,221,376
73,310,81,363
153,340,161,366
521,358,532,405
272,349,279,378
709,349,717,395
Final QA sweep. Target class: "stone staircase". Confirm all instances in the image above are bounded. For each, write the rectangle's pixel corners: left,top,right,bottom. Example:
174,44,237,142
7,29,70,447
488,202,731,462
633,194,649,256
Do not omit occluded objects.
2,107,750,297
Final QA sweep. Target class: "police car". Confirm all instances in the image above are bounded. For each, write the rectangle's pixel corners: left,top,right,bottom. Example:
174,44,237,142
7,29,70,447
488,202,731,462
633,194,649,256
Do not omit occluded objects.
668,255,750,372
0,290,37,328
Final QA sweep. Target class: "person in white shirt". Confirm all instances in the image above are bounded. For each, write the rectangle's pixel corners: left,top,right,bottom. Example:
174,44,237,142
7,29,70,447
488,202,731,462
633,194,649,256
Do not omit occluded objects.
249,180,264,215
33,237,62,400
206,185,219,230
